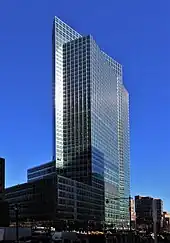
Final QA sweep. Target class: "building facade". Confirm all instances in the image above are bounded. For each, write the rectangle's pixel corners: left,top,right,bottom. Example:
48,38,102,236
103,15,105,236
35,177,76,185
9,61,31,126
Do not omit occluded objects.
52,16,130,227
0,157,5,194
56,174,104,228
163,212,170,232
0,200,9,227
131,199,136,229
2,162,104,229
155,198,163,229
27,162,104,228
135,195,163,232
4,178,56,223
27,161,56,182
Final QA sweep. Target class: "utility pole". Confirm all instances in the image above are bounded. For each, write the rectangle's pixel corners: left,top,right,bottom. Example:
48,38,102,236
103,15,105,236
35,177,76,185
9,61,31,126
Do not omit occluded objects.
14,204,19,243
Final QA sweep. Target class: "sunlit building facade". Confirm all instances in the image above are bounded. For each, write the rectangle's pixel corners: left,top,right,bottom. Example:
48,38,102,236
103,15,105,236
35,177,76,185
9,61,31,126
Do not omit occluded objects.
52,16,130,226
131,199,136,229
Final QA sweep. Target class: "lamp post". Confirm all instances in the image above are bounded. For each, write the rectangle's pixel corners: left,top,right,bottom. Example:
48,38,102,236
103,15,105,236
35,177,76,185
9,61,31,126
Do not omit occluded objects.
14,204,20,243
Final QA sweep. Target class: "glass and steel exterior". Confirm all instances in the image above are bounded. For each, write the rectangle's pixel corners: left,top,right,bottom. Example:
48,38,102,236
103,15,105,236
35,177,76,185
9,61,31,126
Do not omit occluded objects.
52,17,81,166
27,161,104,225
27,161,56,182
52,16,130,227
57,175,104,224
118,83,130,226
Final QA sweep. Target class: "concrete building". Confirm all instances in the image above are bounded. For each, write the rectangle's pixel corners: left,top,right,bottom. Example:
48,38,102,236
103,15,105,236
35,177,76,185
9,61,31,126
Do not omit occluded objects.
135,195,163,232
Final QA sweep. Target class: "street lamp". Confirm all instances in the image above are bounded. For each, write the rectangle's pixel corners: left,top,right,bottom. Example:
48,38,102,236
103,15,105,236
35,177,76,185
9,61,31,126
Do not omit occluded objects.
106,196,132,232
13,204,20,243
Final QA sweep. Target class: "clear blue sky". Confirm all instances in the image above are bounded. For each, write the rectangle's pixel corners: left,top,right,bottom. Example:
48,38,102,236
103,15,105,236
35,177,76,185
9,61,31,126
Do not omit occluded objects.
0,0,170,210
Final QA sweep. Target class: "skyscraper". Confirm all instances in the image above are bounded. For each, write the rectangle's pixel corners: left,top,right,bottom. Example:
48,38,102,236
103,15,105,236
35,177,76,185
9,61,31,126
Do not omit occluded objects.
52,16,130,226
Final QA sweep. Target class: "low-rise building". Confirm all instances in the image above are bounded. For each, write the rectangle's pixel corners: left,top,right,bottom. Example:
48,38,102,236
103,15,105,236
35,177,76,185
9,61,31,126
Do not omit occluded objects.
131,198,136,229
135,195,163,232
56,174,104,228
4,177,56,224
3,161,104,229
0,158,5,194
0,199,9,226
163,211,170,232
27,161,56,182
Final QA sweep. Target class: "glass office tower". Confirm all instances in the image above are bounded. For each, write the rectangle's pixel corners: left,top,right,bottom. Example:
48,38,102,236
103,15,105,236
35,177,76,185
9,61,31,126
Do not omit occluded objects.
52,16,130,226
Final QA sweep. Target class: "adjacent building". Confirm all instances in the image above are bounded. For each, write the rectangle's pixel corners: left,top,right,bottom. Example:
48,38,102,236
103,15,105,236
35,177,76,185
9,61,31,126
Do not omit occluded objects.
27,161,56,182
4,177,56,224
0,200,9,227
0,158,9,227
155,198,163,229
135,195,163,232
131,199,136,229
52,16,130,227
0,157,5,194
56,174,104,228
28,162,104,227
163,211,170,232
2,161,103,229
